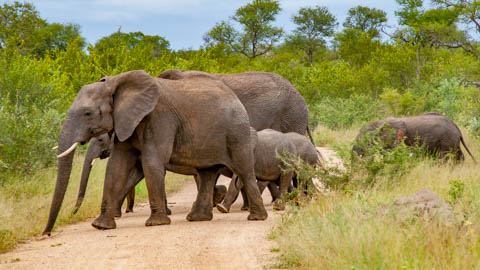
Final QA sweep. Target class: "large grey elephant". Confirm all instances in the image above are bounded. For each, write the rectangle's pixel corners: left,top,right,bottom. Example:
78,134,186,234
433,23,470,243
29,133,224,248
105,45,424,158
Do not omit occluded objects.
353,112,475,161
217,129,320,213
43,70,267,235
72,69,315,214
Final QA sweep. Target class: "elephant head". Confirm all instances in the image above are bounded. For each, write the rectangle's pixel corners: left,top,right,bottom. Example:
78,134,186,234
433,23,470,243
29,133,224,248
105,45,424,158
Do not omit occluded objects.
43,70,161,235
353,118,406,156
71,133,112,215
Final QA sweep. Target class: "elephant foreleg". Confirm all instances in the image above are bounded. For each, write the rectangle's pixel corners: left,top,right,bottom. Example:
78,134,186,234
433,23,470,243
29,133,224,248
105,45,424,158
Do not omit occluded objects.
126,188,135,213
92,142,138,230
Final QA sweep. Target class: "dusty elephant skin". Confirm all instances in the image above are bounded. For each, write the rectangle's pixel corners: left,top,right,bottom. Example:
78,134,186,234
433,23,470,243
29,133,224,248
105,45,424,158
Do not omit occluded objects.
218,129,320,213
353,112,475,161
43,70,267,235
73,69,315,215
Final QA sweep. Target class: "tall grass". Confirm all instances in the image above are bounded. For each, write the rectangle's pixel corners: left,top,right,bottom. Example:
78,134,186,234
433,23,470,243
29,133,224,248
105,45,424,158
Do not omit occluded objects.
271,126,480,269
0,154,190,253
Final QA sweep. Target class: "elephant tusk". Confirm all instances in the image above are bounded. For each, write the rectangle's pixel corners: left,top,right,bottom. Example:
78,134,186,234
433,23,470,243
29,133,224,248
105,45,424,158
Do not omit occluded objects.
52,146,59,150
57,142,79,158
91,158,97,166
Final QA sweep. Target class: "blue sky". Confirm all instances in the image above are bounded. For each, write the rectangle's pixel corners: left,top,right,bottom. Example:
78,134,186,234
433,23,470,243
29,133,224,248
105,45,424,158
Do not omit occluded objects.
14,0,401,50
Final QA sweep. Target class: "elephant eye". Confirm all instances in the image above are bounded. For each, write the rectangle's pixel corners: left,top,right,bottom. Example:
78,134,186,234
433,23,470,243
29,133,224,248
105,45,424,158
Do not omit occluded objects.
85,112,92,117
98,138,103,142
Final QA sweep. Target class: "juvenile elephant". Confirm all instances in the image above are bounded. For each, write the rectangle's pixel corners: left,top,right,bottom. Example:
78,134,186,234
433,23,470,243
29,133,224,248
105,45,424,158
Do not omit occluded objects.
353,112,475,161
72,69,316,215
217,129,320,213
43,70,267,235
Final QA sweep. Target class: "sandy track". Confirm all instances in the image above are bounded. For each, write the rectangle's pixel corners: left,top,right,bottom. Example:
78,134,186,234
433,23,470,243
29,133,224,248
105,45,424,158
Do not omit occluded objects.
0,148,337,270
0,176,279,270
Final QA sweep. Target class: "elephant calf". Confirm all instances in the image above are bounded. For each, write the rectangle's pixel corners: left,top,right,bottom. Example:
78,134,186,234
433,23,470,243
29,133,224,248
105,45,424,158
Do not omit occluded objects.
217,129,320,212
353,112,475,161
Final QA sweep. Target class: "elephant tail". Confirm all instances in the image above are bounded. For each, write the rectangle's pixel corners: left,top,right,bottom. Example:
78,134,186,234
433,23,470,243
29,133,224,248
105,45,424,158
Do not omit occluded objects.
306,125,315,146
306,125,325,165
460,136,476,163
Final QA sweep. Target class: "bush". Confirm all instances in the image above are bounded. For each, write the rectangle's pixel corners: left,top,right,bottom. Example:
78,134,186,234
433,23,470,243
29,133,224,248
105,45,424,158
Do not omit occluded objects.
310,94,386,129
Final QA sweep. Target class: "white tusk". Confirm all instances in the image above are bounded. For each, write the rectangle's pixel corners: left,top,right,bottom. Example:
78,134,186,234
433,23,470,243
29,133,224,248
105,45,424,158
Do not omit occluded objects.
57,142,79,158
91,158,97,166
52,146,58,150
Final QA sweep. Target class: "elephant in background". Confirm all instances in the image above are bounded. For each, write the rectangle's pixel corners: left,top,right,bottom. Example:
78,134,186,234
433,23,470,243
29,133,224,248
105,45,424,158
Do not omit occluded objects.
43,70,267,235
353,112,475,161
217,129,321,213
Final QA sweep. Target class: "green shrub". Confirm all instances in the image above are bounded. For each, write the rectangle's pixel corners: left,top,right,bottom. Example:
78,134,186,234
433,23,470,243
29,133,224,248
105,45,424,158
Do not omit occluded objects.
310,94,385,129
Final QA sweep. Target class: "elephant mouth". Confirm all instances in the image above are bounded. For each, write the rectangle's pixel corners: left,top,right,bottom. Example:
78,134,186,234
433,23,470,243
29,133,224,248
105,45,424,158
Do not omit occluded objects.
99,150,110,159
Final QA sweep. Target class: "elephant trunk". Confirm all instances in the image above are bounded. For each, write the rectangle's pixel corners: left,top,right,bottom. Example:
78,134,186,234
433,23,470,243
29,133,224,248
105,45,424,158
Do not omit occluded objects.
72,146,98,215
43,119,77,235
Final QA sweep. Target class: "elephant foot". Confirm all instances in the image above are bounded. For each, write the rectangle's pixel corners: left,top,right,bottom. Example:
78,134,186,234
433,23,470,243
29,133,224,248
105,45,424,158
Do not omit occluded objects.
273,200,285,211
216,203,229,214
113,208,122,218
241,205,249,211
167,207,172,215
213,185,227,206
186,209,213,221
145,214,171,226
125,207,134,213
247,207,268,221
92,214,116,230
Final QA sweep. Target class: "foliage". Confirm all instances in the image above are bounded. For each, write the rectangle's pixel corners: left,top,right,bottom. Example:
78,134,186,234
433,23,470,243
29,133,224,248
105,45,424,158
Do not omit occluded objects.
310,94,385,129
343,5,387,37
204,0,283,59
288,6,337,64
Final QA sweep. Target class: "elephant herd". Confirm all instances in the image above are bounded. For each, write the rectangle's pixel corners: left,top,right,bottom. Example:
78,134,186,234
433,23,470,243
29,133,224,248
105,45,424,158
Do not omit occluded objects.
42,69,475,235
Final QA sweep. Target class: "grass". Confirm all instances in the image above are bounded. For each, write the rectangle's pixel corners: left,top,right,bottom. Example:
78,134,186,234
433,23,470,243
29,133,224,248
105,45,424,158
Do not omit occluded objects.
0,154,191,253
271,125,480,269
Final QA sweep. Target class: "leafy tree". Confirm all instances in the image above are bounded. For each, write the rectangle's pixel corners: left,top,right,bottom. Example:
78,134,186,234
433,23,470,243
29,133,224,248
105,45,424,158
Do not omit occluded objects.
204,0,283,59
94,30,170,57
432,0,480,58
0,1,45,55
287,6,337,64
343,6,387,37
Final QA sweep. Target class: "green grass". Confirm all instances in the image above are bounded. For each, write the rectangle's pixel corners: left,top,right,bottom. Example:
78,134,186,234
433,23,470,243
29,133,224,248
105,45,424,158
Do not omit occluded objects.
0,154,190,253
271,126,480,269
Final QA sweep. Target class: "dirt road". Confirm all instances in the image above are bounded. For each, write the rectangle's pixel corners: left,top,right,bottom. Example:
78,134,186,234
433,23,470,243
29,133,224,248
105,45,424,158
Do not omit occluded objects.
0,176,279,270
0,148,337,270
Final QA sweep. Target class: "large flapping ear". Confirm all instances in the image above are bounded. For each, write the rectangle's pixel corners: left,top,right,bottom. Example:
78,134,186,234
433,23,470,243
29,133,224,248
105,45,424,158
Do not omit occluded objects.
105,70,160,142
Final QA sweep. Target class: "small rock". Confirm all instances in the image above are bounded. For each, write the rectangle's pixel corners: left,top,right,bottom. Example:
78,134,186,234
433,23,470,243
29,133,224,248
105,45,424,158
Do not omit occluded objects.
380,189,456,225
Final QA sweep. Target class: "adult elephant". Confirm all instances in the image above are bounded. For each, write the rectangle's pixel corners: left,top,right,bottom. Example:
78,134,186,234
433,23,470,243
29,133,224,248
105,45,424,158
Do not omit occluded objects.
72,69,316,214
352,112,475,161
157,69,315,141
43,70,267,235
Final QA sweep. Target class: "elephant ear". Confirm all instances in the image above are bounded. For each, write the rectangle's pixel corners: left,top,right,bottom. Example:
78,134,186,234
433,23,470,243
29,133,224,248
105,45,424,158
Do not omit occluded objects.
106,70,160,142
381,118,407,146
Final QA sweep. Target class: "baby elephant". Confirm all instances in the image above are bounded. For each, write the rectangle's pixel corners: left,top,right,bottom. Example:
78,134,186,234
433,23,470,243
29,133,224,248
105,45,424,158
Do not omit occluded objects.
217,129,320,212
353,112,475,161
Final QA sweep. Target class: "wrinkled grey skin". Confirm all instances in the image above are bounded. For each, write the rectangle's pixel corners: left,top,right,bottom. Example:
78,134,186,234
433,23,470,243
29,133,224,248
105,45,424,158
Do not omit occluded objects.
217,129,320,213
43,70,267,235
353,112,475,161
158,69,314,142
